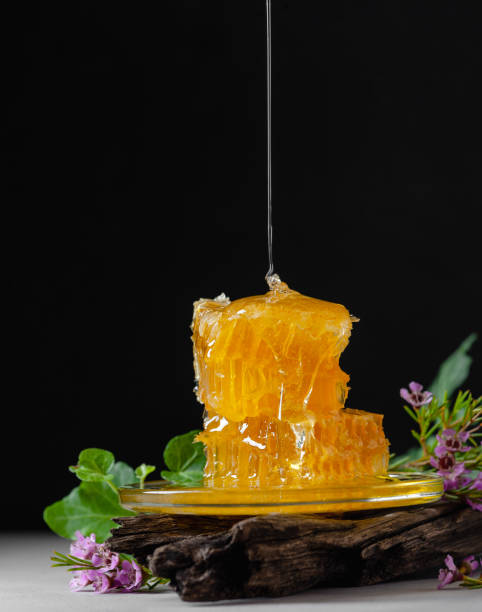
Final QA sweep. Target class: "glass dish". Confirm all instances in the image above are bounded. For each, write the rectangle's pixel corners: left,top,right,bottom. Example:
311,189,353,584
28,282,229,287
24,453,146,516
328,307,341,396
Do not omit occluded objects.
119,472,444,515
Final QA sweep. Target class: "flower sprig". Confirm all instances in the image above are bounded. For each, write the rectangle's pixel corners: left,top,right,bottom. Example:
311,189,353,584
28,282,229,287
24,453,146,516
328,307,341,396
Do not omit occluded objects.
51,531,169,593
395,383,482,510
437,554,481,589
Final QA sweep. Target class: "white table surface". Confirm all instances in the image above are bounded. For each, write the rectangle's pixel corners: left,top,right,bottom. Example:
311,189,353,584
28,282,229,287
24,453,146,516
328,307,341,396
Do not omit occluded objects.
1,533,480,611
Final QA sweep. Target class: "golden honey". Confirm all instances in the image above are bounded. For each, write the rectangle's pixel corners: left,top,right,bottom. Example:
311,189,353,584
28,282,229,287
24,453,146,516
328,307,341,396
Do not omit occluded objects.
192,277,390,488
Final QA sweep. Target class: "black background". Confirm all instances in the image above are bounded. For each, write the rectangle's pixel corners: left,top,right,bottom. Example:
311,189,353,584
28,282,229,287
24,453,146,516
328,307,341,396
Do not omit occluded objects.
2,1,481,530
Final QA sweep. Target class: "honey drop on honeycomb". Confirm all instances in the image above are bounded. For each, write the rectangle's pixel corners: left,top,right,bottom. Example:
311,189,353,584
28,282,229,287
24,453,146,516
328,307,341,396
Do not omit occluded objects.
192,279,389,487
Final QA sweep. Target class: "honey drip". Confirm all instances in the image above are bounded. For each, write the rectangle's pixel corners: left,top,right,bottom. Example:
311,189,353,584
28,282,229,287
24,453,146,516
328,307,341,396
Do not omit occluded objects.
265,0,273,279
192,281,389,488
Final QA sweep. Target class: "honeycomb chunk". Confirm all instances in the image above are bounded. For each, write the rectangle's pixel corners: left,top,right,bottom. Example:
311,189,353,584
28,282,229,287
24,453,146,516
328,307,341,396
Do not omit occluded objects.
192,278,389,487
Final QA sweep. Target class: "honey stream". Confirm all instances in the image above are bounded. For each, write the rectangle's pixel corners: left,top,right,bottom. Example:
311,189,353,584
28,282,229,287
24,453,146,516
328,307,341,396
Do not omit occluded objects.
265,0,274,281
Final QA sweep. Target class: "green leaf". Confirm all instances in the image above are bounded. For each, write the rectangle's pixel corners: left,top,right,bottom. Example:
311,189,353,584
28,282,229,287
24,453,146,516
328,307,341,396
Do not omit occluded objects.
163,430,205,472
43,481,136,542
135,463,156,487
429,333,477,403
109,461,138,487
69,448,115,484
160,470,204,486
161,430,205,485
403,405,418,422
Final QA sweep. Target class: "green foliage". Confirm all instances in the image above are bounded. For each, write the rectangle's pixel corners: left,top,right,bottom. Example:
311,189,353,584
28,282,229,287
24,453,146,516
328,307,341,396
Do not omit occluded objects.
43,481,136,543
160,470,205,486
160,430,205,486
394,333,477,463
44,448,142,541
393,388,482,507
69,448,116,485
135,463,156,488
109,461,138,487
429,333,477,403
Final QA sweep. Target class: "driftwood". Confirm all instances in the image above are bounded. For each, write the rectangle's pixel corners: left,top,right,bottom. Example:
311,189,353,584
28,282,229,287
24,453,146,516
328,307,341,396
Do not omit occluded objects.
107,503,482,601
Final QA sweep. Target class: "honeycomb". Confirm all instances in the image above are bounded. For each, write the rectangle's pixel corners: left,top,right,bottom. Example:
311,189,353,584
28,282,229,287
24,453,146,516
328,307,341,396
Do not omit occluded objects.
192,277,389,487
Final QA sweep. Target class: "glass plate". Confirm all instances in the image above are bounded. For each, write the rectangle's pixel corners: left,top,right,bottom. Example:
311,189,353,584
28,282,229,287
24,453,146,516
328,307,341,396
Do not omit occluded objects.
119,473,444,515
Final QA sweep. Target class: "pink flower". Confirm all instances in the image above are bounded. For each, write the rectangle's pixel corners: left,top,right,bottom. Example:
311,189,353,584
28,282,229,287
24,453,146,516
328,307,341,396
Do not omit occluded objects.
91,545,120,572
461,555,480,574
64,531,148,593
466,498,482,511
69,571,91,592
437,554,480,589
85,569,114,593
429,453,457,474
438,554,459,589
400,382,433,408
464,473,482,511
112,560,144,592
429,454,466,477
435,429,471,456
70,531,97,561
429,454,468,491
470,472,482,490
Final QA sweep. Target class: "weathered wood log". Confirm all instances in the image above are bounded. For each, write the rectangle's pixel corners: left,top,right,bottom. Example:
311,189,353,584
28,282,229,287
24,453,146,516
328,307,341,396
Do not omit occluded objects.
107,503,482,601
108,513,244,564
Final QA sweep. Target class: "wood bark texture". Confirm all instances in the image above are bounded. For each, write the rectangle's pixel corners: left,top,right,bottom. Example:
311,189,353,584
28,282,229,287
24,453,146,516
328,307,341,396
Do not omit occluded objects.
107,502,482,601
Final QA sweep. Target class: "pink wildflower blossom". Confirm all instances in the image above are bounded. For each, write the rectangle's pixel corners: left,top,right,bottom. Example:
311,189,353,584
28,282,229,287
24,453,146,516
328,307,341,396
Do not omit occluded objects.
464,473,482,511
400,382,433,408
69,572,91,592
91,545,120,572
70,531,97,561
435,429,471,456
112,560,144,592
438,554,479,589
438,554,459,589
429,453,467,491
67,531,145,593
85,569,113,593
466,498,482,511
429,453,458,474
